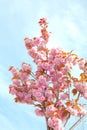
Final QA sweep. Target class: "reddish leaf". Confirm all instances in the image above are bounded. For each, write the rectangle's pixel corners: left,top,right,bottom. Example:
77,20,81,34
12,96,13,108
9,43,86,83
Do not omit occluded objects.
72,89,77,95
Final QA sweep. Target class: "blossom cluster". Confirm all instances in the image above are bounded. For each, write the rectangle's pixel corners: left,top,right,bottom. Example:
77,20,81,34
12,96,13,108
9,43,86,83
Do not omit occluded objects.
9,18,87,130
48,117,64,130
73,62,87,99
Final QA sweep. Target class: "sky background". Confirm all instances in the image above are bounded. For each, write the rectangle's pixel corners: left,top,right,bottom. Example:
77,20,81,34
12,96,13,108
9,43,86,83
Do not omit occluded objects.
0,0,87,130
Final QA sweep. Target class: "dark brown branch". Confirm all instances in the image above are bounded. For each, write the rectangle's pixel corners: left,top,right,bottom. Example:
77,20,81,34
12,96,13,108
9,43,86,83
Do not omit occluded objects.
55,65,60,100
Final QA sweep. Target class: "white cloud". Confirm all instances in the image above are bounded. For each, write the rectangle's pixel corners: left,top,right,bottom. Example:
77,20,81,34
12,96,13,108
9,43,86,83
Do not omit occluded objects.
64,20,80,37
0,0,87,130
0,114,15,130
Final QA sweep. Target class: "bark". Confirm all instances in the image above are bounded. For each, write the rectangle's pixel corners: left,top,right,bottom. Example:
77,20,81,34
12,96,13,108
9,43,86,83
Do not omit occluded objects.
45,116,53,130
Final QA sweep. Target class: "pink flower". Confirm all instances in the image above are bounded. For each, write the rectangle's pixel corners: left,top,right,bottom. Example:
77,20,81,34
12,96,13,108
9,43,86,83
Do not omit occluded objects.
42,62,50,70
38,75,48,86
74,81,82,92
78,59,85,70
67,105,86,117
54,57,64,67
49,68,55,76
24,38,33,49
19,72,29,81
32,89,45,103
38,18,48,27
24,94,33,104
28,48,37,58
37,39,46,50
13,79,20,86
46,105,57,117
60,93,68,100
77,106,86,116
35,109,44,116
21,63,31,73
45,89,54,101
9,66,19,78
39,96,45,103
74,81,87,99
57,101,63,108
9,85,17,95
67,107,78,116
37,62,43,70
50,48,57,56
17,92,24,99
36,51,46,61
48,117,63,130
38,85,46,92
33,37,41,46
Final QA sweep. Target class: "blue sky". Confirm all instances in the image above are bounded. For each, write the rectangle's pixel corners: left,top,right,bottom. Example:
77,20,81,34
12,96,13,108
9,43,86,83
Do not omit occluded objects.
0,0,87,130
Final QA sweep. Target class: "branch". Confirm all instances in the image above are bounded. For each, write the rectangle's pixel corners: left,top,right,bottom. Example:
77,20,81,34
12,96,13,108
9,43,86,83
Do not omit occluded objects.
55,65,60,100
64,114,70,127
69,113,87,130
30,72,36,80
45,117,50,130
68,85,70,100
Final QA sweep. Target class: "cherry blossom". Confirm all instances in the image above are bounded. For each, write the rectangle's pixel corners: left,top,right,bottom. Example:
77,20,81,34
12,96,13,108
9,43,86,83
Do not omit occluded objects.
9,18,87,130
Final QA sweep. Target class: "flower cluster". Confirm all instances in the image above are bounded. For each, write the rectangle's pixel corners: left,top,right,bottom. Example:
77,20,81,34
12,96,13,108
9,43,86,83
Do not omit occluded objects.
9,18,87,130
48,117,64,130
73,62,87,99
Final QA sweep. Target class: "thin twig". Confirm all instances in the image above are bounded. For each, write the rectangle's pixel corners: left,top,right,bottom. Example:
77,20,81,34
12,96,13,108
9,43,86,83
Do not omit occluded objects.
55,65,60,100
30,72,36,80
64,114,70,127
69,113,87,130
68,85,70,100
45,117,49,130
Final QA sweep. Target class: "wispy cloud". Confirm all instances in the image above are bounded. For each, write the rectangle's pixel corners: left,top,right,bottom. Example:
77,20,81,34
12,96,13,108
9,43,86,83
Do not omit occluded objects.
0,0,87,130
0,113,15,130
